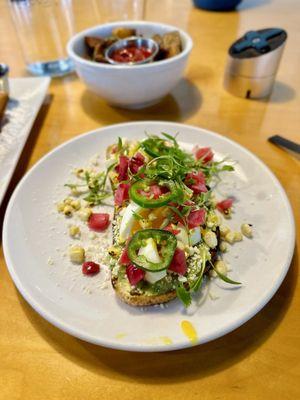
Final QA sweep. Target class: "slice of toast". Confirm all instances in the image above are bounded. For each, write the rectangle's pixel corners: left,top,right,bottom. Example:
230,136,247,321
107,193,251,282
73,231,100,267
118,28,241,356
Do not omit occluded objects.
106,142,219,307
112,274,177,306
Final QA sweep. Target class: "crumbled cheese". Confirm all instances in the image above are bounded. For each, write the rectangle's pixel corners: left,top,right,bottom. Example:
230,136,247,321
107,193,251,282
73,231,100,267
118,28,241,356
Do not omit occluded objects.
47,257,54,265
178,275,187,282
88,232,97,240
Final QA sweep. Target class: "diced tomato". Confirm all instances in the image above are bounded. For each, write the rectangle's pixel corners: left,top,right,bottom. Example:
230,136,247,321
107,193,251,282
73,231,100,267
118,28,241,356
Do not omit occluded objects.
171,207,185,225
126,264,145,286
168,248,187,275
164,224,180,235
187,209,206,228
151,184,169,199
114,183,130,206
88,213,110,232
119,246,130,265
129,152,145,174
82,261,100,275
216,198,233,213
184,200,195,206
116,155,129,182
185,171,207,194
138,184,169,199
195,147,214,163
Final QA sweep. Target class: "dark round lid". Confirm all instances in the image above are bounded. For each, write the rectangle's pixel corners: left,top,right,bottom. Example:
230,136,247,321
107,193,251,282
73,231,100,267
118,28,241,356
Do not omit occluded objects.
229,28,287,59
0,63,9,77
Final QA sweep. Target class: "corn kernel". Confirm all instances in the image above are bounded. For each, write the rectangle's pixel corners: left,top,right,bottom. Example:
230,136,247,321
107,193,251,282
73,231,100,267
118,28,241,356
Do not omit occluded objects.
207,212,219,228
70,187,80,197
241,223,253,238
78,208,92,221
63,205,73,217
223,209,232,219
209,269,217,278
63,197,73,205
234,231,243,242
118,237,126,245
69,246,85,264
69,225,80,238
140,219,151,229
225,231,235,244
219,225,230,238
74,168,85,178
71,199,81,210
108,246,121,258
57,202,65,213
220,241,228,252
203,230,217,248
215,260,228,275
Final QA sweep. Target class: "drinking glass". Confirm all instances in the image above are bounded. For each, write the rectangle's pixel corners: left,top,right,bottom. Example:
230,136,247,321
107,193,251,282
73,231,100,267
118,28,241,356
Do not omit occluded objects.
8,0,100,76
96,0,145,22
144,0,192,30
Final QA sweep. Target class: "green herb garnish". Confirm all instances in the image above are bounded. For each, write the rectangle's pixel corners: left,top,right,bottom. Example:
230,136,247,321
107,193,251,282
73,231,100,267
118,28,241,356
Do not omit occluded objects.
211,261,241,285
65,168,112,206
176,284,192,307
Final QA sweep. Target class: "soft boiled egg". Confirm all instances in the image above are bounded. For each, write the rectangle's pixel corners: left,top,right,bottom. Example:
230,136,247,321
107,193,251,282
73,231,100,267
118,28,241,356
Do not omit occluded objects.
138,238,161,263
119,202,142,242
119,203,169,241
138,238,166,284
176,225,201,246
145,269,167,284
189,227,202,246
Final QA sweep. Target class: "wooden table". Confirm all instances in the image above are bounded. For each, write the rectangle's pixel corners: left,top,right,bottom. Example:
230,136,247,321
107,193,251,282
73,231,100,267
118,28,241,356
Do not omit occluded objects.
0,1,299,399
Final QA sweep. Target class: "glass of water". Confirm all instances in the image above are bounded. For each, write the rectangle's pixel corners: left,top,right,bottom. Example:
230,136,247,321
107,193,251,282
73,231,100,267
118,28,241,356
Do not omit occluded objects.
8,0,100,77
96,0,145,22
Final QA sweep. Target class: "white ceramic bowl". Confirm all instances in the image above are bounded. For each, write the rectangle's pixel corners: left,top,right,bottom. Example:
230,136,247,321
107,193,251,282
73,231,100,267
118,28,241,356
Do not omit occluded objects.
67,21,193,109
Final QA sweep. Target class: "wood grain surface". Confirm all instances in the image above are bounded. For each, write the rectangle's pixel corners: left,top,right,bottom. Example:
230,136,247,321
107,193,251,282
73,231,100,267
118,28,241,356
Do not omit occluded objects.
0,0,299,399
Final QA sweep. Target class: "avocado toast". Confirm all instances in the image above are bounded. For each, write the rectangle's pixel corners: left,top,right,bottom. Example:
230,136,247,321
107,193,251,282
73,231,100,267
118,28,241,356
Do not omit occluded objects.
106,133,239,307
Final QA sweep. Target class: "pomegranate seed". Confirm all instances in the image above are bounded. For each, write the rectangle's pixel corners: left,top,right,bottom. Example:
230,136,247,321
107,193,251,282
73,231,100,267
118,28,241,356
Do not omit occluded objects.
82,261,100,275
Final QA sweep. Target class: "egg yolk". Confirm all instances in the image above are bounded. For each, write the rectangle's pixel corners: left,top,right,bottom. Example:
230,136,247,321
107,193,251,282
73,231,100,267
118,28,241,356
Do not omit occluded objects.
131,207,169,234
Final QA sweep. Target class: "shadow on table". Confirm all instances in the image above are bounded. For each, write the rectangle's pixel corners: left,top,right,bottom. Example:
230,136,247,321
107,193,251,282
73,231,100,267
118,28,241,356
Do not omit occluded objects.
238,0,272,10
266,81,296,104
0,94,52,235
50,72,78,86
18,248,298,384
80,78,202,124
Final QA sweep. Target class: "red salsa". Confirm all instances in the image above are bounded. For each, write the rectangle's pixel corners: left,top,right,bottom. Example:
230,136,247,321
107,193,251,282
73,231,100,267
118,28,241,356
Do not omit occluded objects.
111,45,153,63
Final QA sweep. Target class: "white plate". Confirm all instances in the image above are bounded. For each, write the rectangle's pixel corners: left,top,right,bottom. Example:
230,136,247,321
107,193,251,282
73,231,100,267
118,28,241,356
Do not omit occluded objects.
3,122,295,352
0,77,50,205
